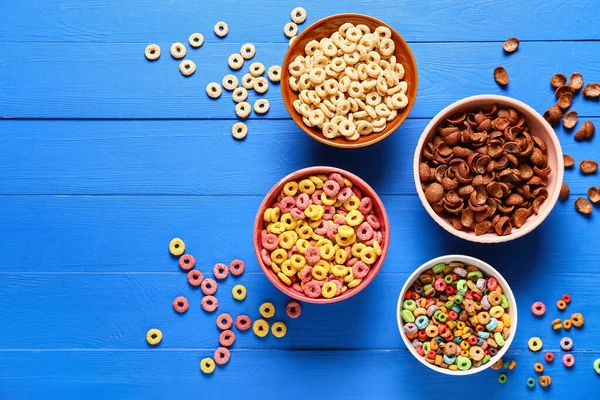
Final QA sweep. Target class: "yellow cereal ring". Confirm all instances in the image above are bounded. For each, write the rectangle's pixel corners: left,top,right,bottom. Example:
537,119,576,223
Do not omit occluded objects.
343,272,355,283
259,302,276,318
283,181,299,196
271,321,287,338
346,210,364,226
332,264,348,277
307,205,325,220
528,337,543,352
320,243,335,260
280,213,297,230
352,243,367,258
322,282,338,298
334,200,343,208
296,238,310,253
271,249,287,264
263,208,273,222
373,240,382,256
333,213,346,220
298,179,316,194
270,263,281,274
200,357,216,374
268,221,285,235
341,285,348,293
312,265,328,280
315,260,331,272
146,328,162,345
169,238,185,256
344,196,360,210
348,278,363,288
343,178,353,187
335,248,347,264
297,225,313,240
312,233,324,242
290,254,306,269
308,219,322,229
309,175,324,189
315,238,332,248
360,247,377,264
253,319,269,337
490,306,504,318
321,192,337,205
277,272,292,285
271,207,281,222
278,231,298,249
281,260,296,277
335,233,356,246
232,284,247,300
338,225,355,238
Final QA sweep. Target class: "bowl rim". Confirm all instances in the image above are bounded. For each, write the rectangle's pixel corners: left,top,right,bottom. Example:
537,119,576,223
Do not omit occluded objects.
413,94,564,243
280,12,419,149
253,166,390,304
396,254,518,376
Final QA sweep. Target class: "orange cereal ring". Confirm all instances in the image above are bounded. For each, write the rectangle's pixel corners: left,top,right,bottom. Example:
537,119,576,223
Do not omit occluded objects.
235,315,252,331
187,270,203,287
172,296,189,313
219,330,236,347
178,254,195,271
216,313,233,330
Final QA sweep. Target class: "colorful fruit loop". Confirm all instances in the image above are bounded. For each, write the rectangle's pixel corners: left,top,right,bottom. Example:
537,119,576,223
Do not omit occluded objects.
261,172,384,299
400,261,512,371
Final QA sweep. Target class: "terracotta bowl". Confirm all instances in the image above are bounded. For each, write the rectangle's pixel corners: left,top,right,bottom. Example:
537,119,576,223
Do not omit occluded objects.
413,95,564,243
253,166,390,303
281,13,418,148
397,255,518,375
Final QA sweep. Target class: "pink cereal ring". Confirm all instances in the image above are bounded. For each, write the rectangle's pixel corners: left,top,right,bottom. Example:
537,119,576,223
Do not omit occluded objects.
328,277,343,294
187,270,204,286
230,259,245,276
323,180,341,196
359,197,373,214
352,261,370,279
311,189,323,205
201,295,218,312
286,301,302,318
219,329,236,347
173,296,189,313
287,245,298,259
325,224,339,240
347,257,359,267
356,222,374,241
531,301,546,316
261,248,272,266
337,208,348,216
292,282,304,293
178,254,196,271
374,230,382,243
563,354,574,367
214,347,231,365
213,263,229,280
337,187,353,201
201,278,218,295
296,193,310,210
304,246,321,265
329,173,345,187
290,207,306,219
352,187,363,198
279,196,296,212
235,315,252,331
261,231,279,251
334,217,347,225
487,276,498,291
314,221,329,235
304,280,321,298
367,214,380,229
322,205,336,220
300,266,313,282
344,246,352,258
216,313,233,330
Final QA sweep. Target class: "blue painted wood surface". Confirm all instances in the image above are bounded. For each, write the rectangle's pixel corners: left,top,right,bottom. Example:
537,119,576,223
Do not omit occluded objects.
1,0,600,398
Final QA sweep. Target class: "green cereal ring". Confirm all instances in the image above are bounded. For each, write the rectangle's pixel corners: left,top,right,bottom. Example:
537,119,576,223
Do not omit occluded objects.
494,332,505,347
501,294,510,309
594,358,600,374
454,294,464,305
456,280,467,293
457,356,472,371
444,275,454,284
445,300,454,308
467,271,483,281
499,373,508,384
482,355,491,364
423,342,431,352
432,262,446,274
526,377,536,387
402,300,417,311
423,284,432,293
401,309,415,323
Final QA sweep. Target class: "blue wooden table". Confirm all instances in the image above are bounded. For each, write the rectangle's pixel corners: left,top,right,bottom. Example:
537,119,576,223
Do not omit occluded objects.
1,1,599,398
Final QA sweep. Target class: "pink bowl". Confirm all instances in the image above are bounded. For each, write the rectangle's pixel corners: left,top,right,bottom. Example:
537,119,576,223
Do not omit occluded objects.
413,95,564,243
254,166,390,304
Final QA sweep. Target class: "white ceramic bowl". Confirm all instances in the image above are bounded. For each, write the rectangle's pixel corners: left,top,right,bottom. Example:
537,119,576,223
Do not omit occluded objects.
413,95,564,243
396,255,518,376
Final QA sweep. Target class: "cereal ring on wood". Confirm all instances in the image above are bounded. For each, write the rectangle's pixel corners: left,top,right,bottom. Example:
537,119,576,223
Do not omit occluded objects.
146,328,162,345
219,330,235,347
502,37,519,53
250,62,265,77
232,284,246,300
232,122,248,140
144,44,160,60
216,313,233,330
268,65,281,82
170,42,186,59
213,263,229,279
187,269,203,286
178,254,195,271
253,319,269,337
228,53,244,70
232,87,248,102
201,295,218,312
253,77,268,94
531,301,546,316
201,278,218,295
222,74,238,91
563,354,575,368
200,358,215,374
286,300,301,318
259,302,275,319
563,111,578,129
291,7,307,24
173,296,189,313
214,347,230,365
230,259,245,276
254,99,270,114
188,33,204,48
206,82,222,99
560,337,573,351
284,22,298,38
240,43,256,60
271,321,287,338
570,312,584,327
214,21,228,37
494,66,509,86
179,60,196,76
545,352,554,362
528,337,543,352
241,73,255,89
235,101,251,119
169,238,185,256
235,315,252,331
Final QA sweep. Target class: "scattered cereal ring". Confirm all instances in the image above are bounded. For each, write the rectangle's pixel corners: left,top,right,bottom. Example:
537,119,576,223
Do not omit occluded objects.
173,296,189,313
187,269,203,286
213,263,229,280
563,354,575,368
201,278,218,295
259,302,275,319
491,359,504,370
253,77,268,94
291,7,307,24
271,321,287,338
169,238,185,256
254,99,270,114
240,43,255,60
178,254,195,271
235,315,252,331
594,358,600,375
222,74,239,91
206,82,222,99
170,42,186,59
531,301,546,316
214,347,231,365
146,328,162,345
179,60,196,76
232,284,246,301
557,299,567,310
228,54,244,70
286,300,301,319
498,373,508,384
526,377,536,388
552,317,563,330
144,44,160,61
214,21,228,37
230,259,245,276
284,22,298,38
189,33,204,48
232,87,248,103
200,357,215,374
562,294,571,304
563,319,572,330
560,337,573,351
216,313,233,330
570,312,584,327
545,352,554,363
539,375,552,388
268,65,281,82
232,122,248,140
250,62,265,77
528,337,543,352
253,319,269,337
235,102,251,119
534,362,544,373
219,329,235,347
241,73,254,89
201,295,218,312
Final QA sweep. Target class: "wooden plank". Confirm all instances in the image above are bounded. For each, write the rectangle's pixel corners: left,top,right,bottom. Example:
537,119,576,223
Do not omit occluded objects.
1,0,599,43
0,119,598,196
0,195,599,274
0,349,598,399
2,41,600,119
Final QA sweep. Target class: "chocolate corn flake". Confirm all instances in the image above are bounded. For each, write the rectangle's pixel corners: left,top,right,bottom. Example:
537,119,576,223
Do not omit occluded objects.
503,37,519,53
550,74,567,89
563,154,575,168
557,93,573,110
494,67,509,86
575,197,592,215
580,160,598,174
543,105,562,126
563,111,578,129
583,83,600,98
574,120,595,142
568,72,583,91
555,85,575,99
559,182,570,202
588,187,600,204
